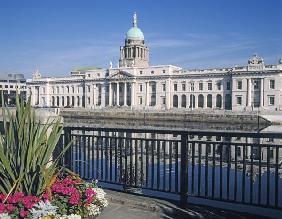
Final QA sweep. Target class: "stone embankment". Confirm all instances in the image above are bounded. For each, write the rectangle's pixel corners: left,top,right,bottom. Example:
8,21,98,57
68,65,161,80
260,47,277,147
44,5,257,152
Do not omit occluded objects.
60,108,271,132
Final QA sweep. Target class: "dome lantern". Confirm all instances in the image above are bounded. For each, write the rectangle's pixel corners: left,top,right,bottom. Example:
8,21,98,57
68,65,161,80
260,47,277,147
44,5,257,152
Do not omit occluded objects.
126,12,144,40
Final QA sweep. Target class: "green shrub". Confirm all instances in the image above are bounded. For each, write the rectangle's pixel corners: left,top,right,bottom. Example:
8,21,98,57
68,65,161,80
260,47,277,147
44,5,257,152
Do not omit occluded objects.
0,95,70,196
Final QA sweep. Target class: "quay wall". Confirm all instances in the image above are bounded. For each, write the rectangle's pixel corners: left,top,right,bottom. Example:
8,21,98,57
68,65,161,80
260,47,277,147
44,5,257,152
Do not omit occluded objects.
60,109,271,131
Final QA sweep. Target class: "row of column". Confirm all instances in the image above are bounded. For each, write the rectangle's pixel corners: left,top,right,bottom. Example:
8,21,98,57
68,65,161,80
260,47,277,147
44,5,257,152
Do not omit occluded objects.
247,78,264,107
108,82,134,106
121,47,148,60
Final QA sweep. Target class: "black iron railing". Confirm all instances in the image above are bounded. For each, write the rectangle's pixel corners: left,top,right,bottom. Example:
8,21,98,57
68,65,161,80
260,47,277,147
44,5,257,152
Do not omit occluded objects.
57,127,282,210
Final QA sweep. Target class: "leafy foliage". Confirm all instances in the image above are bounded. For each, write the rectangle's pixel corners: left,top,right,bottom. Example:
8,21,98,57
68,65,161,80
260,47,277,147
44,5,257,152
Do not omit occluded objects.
0,95,71,196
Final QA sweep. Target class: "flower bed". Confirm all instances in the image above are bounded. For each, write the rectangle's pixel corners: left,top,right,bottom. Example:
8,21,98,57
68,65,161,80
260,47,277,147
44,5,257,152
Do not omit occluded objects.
0,174,108,218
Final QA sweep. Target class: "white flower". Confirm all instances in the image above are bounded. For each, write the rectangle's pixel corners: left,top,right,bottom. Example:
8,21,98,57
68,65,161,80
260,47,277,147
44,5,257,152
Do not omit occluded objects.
92,188,106,200
92,187,108,208
0,213,11,219
29,200,58,219
59,214,82,219
87,204,101,216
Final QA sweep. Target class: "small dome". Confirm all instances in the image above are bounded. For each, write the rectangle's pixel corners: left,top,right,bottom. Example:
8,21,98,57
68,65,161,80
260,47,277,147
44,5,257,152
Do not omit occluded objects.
126,27,144,40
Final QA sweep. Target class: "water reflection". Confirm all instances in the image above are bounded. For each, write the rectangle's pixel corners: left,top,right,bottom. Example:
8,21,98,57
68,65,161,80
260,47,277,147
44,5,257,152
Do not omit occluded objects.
68,129,282,208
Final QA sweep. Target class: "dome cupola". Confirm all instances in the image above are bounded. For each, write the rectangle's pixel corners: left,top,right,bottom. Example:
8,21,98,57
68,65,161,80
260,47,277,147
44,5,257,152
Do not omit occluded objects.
126,13,144,40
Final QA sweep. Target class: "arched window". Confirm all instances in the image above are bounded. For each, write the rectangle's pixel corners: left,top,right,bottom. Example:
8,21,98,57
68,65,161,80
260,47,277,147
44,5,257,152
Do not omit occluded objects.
51,96,55,107
62,96,65,106
207,94,212,108
216,94,222,108
181,95,186,108
225,94,232,110
173,95,178,108
67,96,70,106
56,96,59,106
198,94,204,108
189,95,195,108
77,96,80,107
66,86,70,93
72,96,75,106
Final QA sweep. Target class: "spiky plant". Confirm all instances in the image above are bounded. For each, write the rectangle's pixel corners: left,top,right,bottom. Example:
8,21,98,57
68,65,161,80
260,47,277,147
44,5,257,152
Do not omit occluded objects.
0,95,71,196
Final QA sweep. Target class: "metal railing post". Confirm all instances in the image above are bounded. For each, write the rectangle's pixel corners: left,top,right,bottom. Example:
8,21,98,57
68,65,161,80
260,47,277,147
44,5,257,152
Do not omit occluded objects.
180,132,188,207
64,127,72,168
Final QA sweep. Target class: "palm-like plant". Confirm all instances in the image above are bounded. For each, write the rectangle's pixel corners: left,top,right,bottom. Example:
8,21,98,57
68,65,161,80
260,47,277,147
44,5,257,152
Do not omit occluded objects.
0,95,71,196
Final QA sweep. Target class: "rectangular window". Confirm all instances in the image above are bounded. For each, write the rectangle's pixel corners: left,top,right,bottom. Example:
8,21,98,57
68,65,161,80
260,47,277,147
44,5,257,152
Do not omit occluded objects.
190,82,194,91
162,97,166,105
10,85,13,88
87,85,90,92
162,84,166,91
139,97,142,105
268,96,275,106
0,85,2,88
139,84,143,92
140,71,143,74
199,82,203,91
162,70,166,73
208,82,212,91
151,84,156,92
88,97,90,104
237,147,242,157
5,85,8,88
174,83,177,91
217,82,221,90
269,80,275,89
254,80,259,90
227,82,230,90
182,83,186,91
270,149,274,159
151,71,154,74
237,81,242,90
236,96,242,105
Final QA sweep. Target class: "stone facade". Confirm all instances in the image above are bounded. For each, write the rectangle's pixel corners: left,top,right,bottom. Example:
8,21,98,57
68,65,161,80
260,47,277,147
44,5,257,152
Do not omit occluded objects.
27,14,282,112
0,73,26,105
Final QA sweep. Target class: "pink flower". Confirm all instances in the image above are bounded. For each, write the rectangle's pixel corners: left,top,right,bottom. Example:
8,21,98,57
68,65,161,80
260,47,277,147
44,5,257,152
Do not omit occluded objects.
86,188,96,197
0,203,5,213
42,191,50,200
68,192,81,205
20,210,29,217
21,195,40,209
0,194,6,202
6,204,16,213
7,192,24,204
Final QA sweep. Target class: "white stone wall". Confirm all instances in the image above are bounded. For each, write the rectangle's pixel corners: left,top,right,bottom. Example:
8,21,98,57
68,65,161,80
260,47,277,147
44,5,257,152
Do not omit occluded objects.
26,62,282,112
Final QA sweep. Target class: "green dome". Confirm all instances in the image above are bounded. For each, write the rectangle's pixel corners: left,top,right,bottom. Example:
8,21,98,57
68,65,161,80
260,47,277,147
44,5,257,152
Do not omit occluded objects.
126,27,144,40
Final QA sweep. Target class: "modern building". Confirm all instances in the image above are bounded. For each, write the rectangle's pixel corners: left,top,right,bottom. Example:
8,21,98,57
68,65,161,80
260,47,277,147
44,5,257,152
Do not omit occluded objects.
27,13,282,112
0,73,27,105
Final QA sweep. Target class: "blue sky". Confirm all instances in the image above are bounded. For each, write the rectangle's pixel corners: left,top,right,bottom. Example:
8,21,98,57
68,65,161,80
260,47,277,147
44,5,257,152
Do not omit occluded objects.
0,0,281,78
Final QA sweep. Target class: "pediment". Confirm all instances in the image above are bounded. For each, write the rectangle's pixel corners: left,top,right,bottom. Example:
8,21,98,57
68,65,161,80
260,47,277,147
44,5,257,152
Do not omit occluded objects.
108,70,134,80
